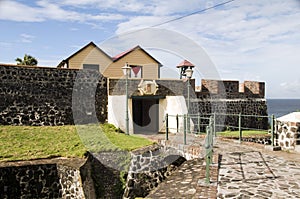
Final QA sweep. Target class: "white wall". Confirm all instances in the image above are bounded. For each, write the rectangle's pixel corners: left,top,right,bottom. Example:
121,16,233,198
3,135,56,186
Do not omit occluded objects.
108,95,193,134
163,96,194,133
108,95,134,134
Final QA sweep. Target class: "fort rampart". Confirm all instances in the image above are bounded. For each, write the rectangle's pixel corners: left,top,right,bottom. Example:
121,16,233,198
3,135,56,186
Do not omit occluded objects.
0,64,107,126
0,64,267,130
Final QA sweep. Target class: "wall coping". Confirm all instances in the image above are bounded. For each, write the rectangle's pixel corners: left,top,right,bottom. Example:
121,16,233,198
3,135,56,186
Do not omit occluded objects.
0,157,87,168
0,63,80,71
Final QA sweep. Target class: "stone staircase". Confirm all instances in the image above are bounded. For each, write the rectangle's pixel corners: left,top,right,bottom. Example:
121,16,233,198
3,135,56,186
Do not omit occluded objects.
123,133,219,198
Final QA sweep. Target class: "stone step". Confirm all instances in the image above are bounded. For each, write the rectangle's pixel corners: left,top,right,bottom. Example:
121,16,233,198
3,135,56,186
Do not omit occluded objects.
146,153,220,198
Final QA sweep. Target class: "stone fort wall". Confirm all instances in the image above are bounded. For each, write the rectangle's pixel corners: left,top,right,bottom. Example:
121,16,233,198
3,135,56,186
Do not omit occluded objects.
192,79,268,130
0,64,107,126
0,64,267,129
0,153,123,199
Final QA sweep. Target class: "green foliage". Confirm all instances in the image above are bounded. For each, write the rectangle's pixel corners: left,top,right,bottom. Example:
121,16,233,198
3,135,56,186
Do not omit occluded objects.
119,171,128,192
217,130,269,137
15,54,38,66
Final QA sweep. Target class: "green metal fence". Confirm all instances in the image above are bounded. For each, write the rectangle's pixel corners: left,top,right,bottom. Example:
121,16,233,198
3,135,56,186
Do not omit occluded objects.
165,113,211,144
165,113,214,184
165,113,276,146
208,113,275,146
165,112,276,184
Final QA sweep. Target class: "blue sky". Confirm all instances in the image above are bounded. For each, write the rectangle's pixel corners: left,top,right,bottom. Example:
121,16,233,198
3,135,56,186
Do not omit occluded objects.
0,0,299,99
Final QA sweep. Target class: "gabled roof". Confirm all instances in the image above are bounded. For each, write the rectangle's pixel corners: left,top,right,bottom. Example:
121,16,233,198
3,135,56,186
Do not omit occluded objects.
57,42,162,68
177,60,195,68
57,41,112,68
112,45,162,66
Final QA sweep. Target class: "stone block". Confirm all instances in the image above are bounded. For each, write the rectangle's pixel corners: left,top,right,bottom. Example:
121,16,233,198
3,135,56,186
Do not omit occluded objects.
201,79,239,95
244,81,265,98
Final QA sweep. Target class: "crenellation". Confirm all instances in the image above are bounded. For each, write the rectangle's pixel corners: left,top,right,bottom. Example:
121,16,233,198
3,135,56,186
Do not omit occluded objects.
244,81,265,98
197,79,265,98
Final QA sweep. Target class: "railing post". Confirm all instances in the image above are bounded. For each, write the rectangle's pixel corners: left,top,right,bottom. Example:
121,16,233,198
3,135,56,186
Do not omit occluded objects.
271,114,274,147
184,114,187,145
213,112,216,137
205,125,211,184
197,113,201,134
165,113,169,141
176,114,179,133
239,113,242,143
183,114,186,134
187,114,191,134
209,116,214,159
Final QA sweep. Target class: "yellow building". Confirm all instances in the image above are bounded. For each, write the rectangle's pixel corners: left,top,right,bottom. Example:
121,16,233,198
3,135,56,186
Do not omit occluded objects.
57,42,162,79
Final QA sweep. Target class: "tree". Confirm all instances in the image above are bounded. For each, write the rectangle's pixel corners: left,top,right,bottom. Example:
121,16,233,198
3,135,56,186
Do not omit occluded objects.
15,54,38,66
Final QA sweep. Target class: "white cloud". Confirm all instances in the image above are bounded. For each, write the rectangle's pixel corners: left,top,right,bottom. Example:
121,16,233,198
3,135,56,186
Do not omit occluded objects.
0,0,125,23
48,0,212,16
0,1,43,22
69,27,79,31
0,41,12,48
37,59,59,67
151,0,206,16
116,16,173,34
61,0,155,13
20,34,35,43
280,79,300,93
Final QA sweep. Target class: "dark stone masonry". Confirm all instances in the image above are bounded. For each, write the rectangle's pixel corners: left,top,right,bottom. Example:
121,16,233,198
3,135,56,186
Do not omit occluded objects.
193,79,268,131
0,64,107,126
0,164,62,198
0,153,124,199
123,145,187,199
191,99,268,131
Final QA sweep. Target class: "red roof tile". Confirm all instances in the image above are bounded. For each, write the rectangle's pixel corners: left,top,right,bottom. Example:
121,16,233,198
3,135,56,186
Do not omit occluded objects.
177,60,195,68
111,46,137,61
111,45,162,65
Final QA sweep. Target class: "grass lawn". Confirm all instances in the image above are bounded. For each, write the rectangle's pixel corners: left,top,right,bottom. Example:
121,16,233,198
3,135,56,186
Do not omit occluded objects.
0,124,154,162
217,130,270,137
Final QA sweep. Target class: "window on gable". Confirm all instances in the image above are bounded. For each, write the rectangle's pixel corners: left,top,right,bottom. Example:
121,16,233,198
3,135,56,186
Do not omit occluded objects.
83,64,99,71
130,65,142,78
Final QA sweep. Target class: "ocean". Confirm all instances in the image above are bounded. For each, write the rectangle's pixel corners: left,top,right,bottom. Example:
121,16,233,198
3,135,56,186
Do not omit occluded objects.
267,99,300,118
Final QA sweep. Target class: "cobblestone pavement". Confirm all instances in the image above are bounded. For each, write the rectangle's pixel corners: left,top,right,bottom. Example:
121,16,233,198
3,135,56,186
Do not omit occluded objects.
147,156,219,199
142,133,300,198
215,138,300,199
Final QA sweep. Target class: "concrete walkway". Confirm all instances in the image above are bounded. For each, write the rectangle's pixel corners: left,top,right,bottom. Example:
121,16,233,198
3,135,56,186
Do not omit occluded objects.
142,133,300,198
